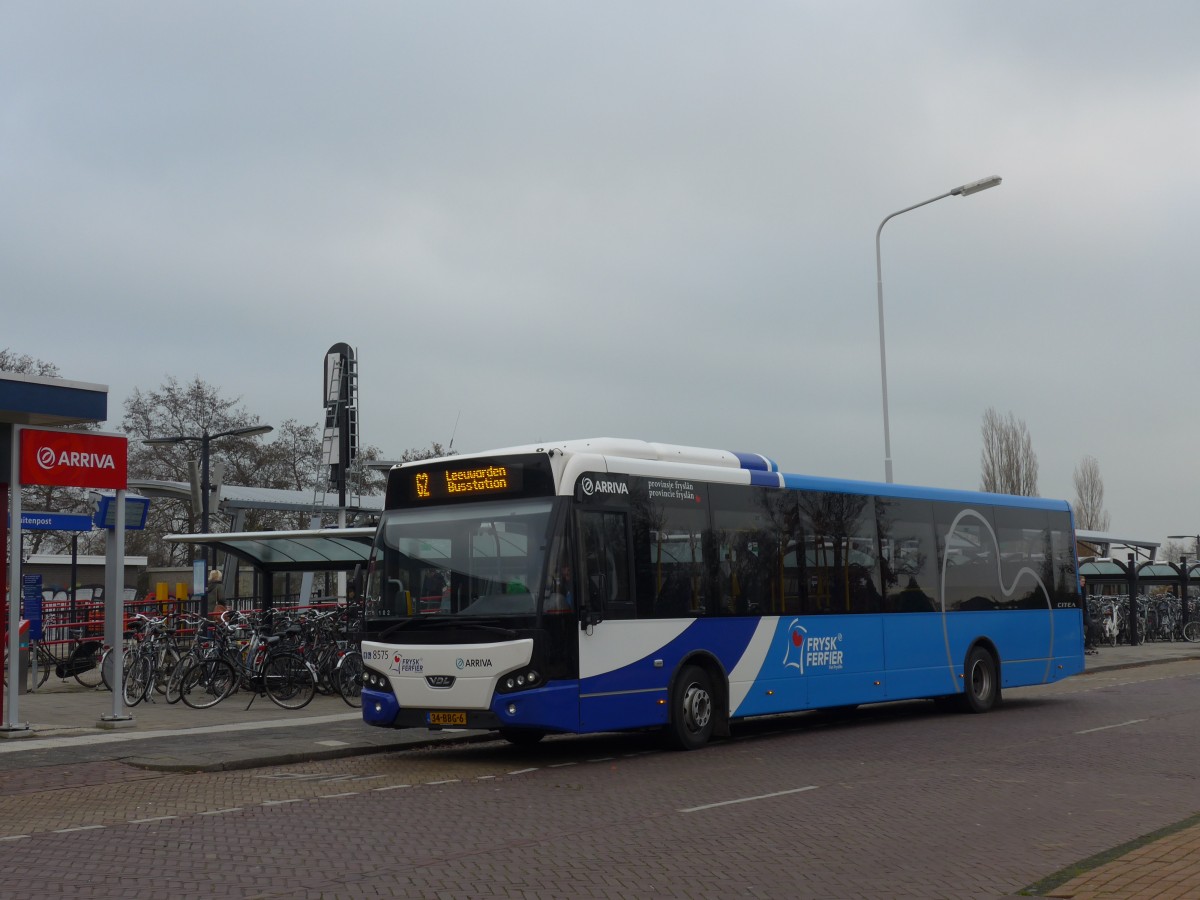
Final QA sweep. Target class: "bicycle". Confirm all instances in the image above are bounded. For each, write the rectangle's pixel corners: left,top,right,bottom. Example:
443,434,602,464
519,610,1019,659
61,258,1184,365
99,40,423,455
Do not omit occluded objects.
3,629,103,690
121,615,180,706
176,610,317,711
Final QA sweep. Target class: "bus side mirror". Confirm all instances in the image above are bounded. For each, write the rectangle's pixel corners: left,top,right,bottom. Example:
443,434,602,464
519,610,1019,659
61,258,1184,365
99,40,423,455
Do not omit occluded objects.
579,606,604,630
350,564,364,601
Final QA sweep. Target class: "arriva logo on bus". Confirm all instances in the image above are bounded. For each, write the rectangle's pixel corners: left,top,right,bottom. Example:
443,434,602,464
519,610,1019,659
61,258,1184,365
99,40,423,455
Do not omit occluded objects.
580,476,629,496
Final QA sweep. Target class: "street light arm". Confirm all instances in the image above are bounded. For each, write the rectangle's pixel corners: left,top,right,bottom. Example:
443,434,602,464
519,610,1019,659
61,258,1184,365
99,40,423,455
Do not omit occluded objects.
875,191,956,246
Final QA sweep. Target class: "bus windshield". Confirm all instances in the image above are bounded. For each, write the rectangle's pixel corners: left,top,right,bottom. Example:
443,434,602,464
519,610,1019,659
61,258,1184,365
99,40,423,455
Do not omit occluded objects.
364,498,566,621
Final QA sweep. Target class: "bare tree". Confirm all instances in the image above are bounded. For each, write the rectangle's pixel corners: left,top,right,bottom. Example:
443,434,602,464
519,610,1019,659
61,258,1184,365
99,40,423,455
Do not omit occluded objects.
1072,455,1110,532
124,377,290,564
1,348,60,378
980,407,1039,496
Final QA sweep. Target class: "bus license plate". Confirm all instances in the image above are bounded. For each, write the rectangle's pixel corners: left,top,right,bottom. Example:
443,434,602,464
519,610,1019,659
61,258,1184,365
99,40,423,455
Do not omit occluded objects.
428,711,467,726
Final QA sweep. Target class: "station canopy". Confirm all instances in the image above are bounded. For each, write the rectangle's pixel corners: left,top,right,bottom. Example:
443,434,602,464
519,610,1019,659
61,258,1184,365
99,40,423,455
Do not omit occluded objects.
1076,530,1160,562
128,479,384,517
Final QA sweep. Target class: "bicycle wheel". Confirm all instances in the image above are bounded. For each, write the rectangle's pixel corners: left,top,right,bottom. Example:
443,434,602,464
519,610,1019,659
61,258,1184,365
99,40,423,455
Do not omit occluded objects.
179,658,236,710
122,656,153,707
35,648,52,688
335,651,363,708
153,645,182,695
74,644,105,688
164,654,193,704
313,643,339,694
263,653,316,710
1184,620,1200,643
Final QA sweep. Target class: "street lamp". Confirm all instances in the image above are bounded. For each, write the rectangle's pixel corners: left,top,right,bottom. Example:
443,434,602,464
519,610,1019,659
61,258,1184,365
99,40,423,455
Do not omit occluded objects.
143,424,273,564
875,175,1002,483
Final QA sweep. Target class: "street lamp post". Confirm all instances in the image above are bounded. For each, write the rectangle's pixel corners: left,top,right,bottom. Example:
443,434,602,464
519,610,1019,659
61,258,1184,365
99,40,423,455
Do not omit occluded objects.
144,424,273,570
875,175,1002,483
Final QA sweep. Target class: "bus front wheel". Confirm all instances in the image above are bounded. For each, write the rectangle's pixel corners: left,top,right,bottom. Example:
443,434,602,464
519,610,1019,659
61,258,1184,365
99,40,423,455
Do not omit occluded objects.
499,728,546,746
960,646,1000,714
668,665,715,750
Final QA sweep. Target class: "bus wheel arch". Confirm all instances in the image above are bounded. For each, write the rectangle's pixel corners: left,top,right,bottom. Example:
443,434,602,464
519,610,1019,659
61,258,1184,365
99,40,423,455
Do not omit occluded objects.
960,641,1001,714
667,654,727,750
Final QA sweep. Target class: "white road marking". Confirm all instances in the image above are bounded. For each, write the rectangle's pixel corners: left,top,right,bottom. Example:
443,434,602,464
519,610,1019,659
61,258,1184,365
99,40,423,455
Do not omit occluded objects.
680,785,818,813
1076,718,1147,734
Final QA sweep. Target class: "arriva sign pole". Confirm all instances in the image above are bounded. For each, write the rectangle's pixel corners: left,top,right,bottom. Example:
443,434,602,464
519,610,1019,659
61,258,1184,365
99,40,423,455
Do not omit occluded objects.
4,426,132,733
102,485,127,726
3,426,23,732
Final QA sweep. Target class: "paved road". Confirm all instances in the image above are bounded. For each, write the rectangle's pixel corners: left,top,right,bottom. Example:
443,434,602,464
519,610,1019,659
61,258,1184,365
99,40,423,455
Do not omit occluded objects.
3,641,1191,772
0,642,1194,898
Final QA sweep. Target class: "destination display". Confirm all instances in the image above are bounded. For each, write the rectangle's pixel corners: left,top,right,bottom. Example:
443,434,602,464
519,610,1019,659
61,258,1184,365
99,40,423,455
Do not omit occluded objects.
387,453,556,508
413,464,522,501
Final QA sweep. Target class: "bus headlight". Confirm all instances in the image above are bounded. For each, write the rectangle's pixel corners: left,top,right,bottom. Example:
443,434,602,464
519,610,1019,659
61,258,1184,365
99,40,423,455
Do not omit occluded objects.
497,669,541,693
364,669,393,693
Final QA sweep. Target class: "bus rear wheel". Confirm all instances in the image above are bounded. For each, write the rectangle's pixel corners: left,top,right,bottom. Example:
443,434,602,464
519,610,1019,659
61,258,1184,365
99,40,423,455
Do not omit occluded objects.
960,646,999,714
668,665,715,750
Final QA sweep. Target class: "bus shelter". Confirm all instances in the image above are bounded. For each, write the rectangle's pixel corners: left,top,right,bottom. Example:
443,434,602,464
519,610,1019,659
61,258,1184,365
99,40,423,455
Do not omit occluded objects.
165,528,374,612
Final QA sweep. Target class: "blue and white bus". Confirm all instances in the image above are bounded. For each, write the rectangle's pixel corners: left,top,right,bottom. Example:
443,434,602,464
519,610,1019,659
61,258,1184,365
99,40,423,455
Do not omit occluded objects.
360,438,1084,749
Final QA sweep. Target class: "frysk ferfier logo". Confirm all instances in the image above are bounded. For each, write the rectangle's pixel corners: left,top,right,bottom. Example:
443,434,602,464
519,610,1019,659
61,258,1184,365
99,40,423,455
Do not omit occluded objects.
19,429,128,490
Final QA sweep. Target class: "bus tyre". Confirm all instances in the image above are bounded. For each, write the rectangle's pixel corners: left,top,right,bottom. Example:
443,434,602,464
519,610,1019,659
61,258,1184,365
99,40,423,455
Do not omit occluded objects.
669,665,715,750
960,646,999,714
499,728,546,746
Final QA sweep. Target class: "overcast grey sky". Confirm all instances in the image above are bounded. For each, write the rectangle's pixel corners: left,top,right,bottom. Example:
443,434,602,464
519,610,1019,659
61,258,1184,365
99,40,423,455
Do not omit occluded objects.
4,3,1199,547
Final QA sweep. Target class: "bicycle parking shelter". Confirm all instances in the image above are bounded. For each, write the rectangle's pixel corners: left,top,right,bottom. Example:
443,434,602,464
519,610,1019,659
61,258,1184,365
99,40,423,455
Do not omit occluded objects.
1077,535,1196,643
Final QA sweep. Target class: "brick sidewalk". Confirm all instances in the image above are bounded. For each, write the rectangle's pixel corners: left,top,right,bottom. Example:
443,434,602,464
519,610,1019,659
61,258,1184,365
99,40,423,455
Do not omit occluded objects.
1032,815,1200,899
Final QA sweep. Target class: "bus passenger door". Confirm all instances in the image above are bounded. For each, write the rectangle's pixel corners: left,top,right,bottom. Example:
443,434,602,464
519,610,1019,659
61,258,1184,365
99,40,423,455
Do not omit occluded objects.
578,510,633,625
577,511,660,731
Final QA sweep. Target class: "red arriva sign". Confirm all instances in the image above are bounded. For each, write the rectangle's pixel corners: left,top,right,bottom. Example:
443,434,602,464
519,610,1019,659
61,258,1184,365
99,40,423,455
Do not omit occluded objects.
19,429,128,490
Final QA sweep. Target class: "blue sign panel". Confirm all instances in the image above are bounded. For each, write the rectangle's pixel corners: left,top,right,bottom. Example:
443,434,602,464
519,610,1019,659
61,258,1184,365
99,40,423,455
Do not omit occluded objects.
17,511,94,532
93,494,150,531
23,575,43,642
